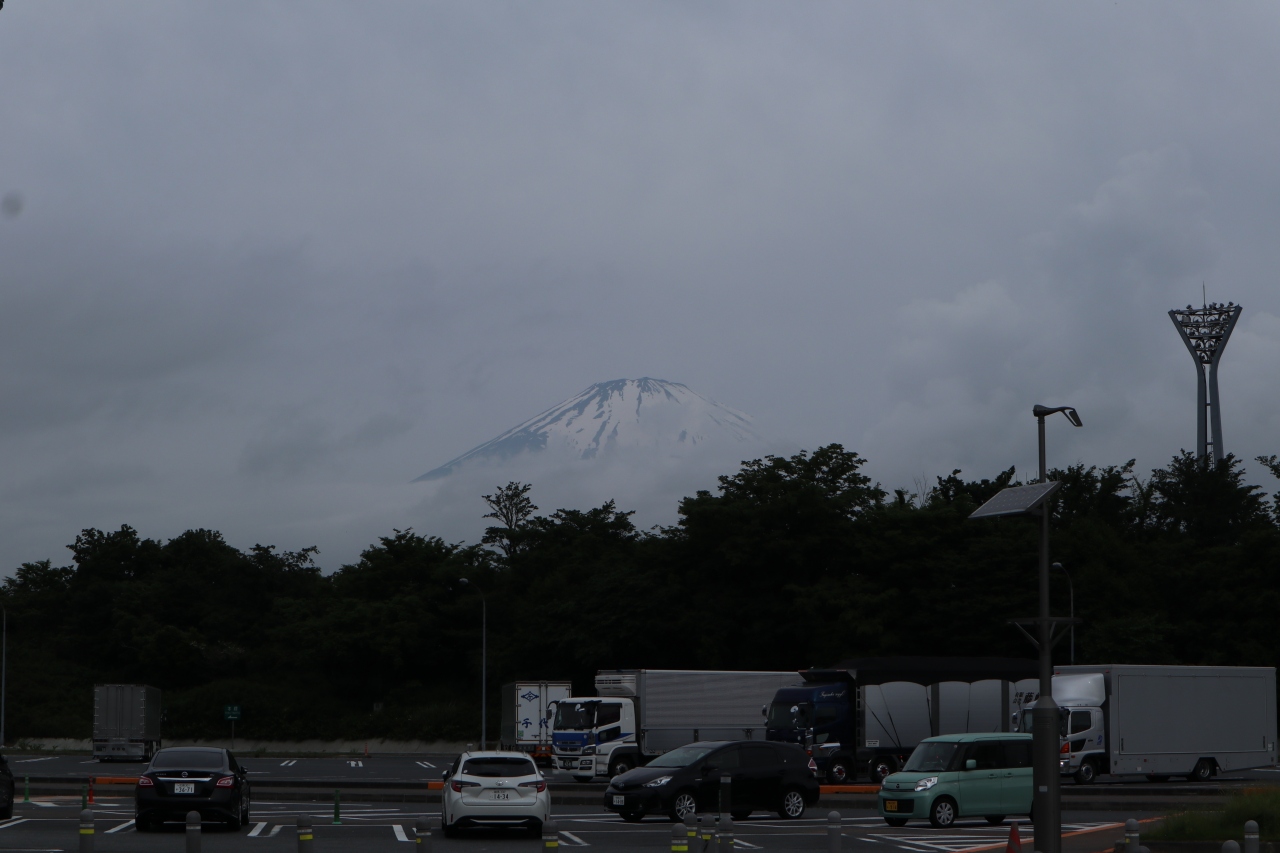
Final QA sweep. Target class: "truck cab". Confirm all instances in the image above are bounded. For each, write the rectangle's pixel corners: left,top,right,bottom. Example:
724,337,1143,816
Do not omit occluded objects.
1014,672,1108,784
550,698,638,781
764,684,854,780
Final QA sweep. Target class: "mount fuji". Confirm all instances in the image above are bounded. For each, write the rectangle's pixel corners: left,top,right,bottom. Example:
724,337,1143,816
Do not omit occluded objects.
415,378,762,481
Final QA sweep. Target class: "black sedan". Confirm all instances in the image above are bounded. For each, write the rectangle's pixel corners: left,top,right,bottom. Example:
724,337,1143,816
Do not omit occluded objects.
135,747,250,831
0,754,13,820
604,741,819,822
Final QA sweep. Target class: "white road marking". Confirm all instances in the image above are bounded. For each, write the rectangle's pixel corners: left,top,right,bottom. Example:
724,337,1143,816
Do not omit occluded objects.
416,761,435,769
105,820,135,834
393,824,409,842
30,802,57,808
13,758,54,764
0,819,31,830
280,760,297,767
732,840,762,850
268,825,284,837
560,831,591,846
80,760,99,764
248,822,268,837
347,760,364,768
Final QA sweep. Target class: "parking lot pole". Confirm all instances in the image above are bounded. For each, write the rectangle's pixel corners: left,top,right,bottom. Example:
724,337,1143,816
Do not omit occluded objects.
78,809,93,853
22,775,28,802
699,814,712,851
827,811,842,853
672,822,688,853
1245,821,1260,853
1222,842,1240,853
684,817,697,852
1124,819,1140,853
718,814,733,851
542,819,559,850
296,815,313,853
333,789,341,824
719,773,732,817
186,810,201,853
415,818,431,852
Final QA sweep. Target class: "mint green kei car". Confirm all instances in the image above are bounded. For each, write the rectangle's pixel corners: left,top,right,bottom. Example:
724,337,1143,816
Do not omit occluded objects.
878,733,1033,828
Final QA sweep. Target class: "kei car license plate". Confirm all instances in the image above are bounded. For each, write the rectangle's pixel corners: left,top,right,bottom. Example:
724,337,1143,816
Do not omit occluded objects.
174,783,196,794
491,791,510,800
612,795,625,806
884,800,898,812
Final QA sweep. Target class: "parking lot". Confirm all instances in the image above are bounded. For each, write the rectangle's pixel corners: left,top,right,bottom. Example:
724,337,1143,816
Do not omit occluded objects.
0,796,1157,853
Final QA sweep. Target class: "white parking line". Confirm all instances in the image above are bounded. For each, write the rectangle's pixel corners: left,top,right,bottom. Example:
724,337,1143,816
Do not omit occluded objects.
560,830,590,846
733,841,762,850
247,822,268,837
268,825,284,837
105,820,135,834
393,824,409,842
347,760,364,768
13,758,54,764
0,819,31,830
416,761,435,769
280,760,297,767
29,802,57,808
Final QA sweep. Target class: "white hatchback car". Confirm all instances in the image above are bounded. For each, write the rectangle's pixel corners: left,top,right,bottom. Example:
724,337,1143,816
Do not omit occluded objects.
441,751,550,837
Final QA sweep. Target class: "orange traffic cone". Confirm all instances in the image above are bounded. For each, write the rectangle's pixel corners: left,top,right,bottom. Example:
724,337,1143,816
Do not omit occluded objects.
1006,821,1022,853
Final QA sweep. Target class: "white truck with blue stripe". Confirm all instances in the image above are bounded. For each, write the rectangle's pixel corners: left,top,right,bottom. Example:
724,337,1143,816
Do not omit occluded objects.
551,669,800,781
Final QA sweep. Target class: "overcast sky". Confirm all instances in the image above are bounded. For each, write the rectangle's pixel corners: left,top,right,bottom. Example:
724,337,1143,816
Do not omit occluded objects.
2,2,1279,573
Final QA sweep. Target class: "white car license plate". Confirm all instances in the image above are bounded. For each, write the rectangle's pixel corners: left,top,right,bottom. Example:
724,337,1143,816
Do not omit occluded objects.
491,791,510,800
174,783,196,794
612,795,625,806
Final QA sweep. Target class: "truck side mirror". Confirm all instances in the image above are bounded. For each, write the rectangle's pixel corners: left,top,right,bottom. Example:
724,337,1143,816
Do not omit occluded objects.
965,759,977,771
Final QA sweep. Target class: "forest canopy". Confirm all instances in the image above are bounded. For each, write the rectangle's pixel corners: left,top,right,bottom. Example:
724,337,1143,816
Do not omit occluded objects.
4,445,1278,743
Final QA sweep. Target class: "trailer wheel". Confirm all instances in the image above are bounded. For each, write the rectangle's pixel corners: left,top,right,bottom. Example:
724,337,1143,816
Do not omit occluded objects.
1188,760,1214,783
1073,760,1097,785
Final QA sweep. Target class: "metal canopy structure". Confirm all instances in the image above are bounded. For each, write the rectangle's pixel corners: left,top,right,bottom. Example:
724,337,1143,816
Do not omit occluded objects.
803,656,1038,687
968,480,1061,519
1170,301,1242,461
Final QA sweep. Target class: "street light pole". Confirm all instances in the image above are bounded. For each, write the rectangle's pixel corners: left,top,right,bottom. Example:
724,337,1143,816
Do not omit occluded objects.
1030,404,1081,853
459,578,487,750
1,605,6,748
1053,562,1074,665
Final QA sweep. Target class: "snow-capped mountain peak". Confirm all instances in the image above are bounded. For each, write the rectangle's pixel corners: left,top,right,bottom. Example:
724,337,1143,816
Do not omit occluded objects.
415,378,761,481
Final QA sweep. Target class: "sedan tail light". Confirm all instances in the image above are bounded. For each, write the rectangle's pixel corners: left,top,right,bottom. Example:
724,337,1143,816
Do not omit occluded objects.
137,776,155,787
519,780,547,793
450,780,479,793
216,776,236,787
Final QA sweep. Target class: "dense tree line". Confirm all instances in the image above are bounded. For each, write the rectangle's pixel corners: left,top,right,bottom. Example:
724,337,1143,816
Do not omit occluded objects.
3,446,1278,743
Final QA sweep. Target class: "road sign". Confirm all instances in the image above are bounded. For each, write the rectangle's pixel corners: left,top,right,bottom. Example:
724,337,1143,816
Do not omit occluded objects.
224,705,242,721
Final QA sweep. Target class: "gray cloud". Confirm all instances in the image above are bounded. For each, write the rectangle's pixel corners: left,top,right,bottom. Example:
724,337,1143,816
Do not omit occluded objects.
2,3,1280,569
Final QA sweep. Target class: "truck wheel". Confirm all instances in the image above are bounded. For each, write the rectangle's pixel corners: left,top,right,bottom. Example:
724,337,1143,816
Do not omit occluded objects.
1073,760,1097,785
827,756,852,784
1188,760,1213,783
669,790,698,822
869,756,896,783
928,796,957,829
609,755,636,777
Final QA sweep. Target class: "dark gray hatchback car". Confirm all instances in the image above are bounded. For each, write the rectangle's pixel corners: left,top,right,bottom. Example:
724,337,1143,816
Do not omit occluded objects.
603,741,819,822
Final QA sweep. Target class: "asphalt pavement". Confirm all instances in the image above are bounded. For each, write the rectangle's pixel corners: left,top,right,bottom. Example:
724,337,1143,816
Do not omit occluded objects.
0,796,1161,853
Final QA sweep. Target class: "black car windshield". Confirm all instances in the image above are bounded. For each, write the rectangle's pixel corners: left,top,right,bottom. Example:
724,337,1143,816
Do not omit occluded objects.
766,701,811,728
902,742,959,773
151,750,225,771
554,702,596,731
461,757,537,778
647,746,715,768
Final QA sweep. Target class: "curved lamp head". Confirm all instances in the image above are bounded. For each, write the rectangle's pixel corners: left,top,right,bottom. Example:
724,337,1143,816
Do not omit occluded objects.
1033,404,1082,427
458,577,470,585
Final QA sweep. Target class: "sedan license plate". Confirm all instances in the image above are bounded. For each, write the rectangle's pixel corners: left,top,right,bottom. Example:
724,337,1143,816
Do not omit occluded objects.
174,783,196,794
612,795,625,806
884,800,898,812
491,791,510,800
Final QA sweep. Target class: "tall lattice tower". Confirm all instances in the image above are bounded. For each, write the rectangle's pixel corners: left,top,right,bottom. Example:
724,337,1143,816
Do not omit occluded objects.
1169,300,1243,461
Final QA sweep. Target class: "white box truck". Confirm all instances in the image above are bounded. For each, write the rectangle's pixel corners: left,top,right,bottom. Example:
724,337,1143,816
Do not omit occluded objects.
93,684,162,762
1013,665,1277,784
551,669,801,781
499,681,572,764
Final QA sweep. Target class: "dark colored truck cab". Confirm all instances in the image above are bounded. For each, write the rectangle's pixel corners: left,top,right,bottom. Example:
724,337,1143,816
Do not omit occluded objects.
765,657,1038,783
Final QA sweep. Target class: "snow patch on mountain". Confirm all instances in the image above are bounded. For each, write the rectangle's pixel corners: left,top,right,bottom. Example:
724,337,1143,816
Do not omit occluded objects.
415,378,762,481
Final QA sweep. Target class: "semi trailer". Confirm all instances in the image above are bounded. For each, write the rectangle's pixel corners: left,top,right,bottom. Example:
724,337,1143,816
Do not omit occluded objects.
1015,664,1278,784
551,669,801,781
764,657,1039,782
93,684,162,762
